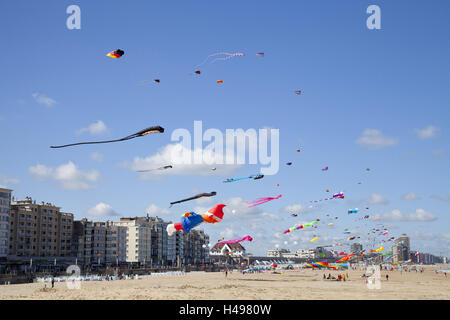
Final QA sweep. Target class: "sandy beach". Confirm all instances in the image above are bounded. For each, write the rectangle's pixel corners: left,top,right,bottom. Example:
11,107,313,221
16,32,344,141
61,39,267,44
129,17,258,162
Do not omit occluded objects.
0,265,449,300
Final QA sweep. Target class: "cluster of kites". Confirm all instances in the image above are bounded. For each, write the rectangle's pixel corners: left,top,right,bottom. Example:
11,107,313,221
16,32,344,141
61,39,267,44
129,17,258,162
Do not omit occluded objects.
48,47,402,264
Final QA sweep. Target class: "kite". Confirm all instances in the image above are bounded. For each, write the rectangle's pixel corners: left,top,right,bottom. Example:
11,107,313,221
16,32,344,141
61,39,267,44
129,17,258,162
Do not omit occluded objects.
309,192,344,203
325,189,330,192
328,223,334,226
136,165,172,173
169,192,217,207
348,208,359,214
286,162,293,166
283,219,319,234
310,236,319,242
322,166,329,171
195,70,201,74
247,195,282,207
107,49,124,58
291,213,298,217
256,53,264,56
166,204,225,236
366,168,371,171
211,168,217,171
223,174,263,183
347,236,356,241
154,79,161,83
336,253,356,263
50,126,164,149
217,236,253,246
217,80,223,84
195,52,245,68
217,238,225,242
294,90,302,95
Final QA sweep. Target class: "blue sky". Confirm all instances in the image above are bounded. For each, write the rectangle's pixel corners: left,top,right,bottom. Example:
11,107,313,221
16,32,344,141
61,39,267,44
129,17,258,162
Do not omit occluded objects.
0,0,449,257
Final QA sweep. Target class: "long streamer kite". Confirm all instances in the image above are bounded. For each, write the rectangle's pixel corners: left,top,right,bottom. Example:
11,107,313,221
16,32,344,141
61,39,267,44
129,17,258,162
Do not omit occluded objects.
247,195,281,207
50,126,164,148
137,165,172,173
283,219,320,234
216,236,253,246
170,192,217,207
223,174,264,183
195,52,245,68
309,192,344,203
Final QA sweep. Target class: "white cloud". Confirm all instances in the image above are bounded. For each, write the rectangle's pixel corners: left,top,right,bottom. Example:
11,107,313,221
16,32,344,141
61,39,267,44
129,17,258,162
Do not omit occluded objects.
77,120,108,136
29,161,100,190
219,228,238,240
280,204,315,215
356,129,398,150
367,193,389,205
431,191,450,202
401,192,421,201
122,144,241,180
90,152,104,162
87,202,119,217
145,204,171,216
125,143,242,178
415,125,439,140
0,174,20,187
371,209,437,222
32,93,56,107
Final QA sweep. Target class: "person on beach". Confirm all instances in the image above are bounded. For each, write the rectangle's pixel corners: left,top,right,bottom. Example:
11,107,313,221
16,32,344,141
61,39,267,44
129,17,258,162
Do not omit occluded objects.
51,277,54,288
386,274,389,281
225,270,228,278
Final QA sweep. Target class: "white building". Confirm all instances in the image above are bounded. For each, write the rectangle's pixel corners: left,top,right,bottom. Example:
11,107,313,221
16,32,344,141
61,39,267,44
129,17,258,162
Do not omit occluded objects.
267,248,290,257
210,243,246,257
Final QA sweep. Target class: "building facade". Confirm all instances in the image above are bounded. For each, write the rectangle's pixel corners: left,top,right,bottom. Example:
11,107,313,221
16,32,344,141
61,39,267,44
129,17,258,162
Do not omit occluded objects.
184,229,209,265
0,188,12,259
393,234,410,263
9,197,73,258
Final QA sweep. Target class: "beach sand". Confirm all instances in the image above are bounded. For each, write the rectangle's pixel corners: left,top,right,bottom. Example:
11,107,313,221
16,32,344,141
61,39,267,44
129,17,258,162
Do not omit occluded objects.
0,266,449,300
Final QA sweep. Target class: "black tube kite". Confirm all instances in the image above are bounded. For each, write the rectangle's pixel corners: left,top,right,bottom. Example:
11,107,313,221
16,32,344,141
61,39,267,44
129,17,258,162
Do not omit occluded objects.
170,192,217,208
50,126,164,149
137,165,172,173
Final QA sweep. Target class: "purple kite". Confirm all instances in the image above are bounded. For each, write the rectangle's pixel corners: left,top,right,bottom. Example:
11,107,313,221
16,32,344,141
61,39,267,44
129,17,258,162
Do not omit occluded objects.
247,195,282,207
322,166,329,171
217,235,253,246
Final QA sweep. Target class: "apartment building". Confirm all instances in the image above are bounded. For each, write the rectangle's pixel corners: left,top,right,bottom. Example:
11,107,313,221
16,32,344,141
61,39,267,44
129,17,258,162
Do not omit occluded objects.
0,188,12,259
183,229,210,265
72,219,127,265
9,197,73,258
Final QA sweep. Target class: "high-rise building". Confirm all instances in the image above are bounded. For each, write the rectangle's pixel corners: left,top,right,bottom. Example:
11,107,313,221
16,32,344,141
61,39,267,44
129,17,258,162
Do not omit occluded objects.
0,188,12,259
72,219,127,266
351,243,363,255
393,233,410,263
184,229,209,265
105,221,127,265
9,197,73,258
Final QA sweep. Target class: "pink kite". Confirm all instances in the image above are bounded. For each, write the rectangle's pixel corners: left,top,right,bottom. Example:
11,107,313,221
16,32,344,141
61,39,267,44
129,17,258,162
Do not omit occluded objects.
217,235,253,246
322,166,329,171
247,195,282,207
